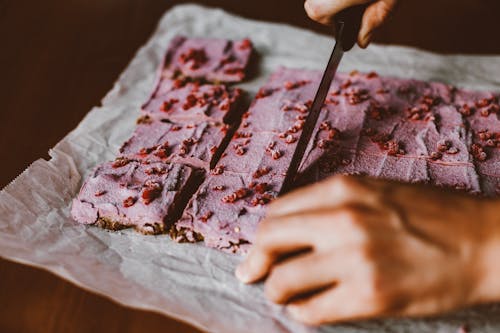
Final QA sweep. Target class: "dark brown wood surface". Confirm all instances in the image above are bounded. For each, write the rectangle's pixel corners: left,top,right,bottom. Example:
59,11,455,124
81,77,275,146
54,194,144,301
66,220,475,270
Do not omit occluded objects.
0,1,499,332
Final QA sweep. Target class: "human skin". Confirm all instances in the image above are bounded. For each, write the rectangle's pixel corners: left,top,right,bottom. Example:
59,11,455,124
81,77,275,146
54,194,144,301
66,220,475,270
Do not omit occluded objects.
236,175,500,325
304,0,398,48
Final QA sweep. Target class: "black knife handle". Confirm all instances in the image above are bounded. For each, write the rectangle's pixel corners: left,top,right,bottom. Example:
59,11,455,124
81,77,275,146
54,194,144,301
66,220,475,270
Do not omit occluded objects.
335,4,367,51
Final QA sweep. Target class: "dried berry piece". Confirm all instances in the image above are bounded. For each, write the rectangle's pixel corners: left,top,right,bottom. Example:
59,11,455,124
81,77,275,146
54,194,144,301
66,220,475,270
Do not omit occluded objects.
112,157,131,169
319,121,331,131
255,88,275,99
141,181,163,205
153,142,170,159
270,150,283,160
179,48,208,70
145,166,167,175
212,185,225,191
317,139,331,149
471,144,488,161
123,196,137,208
212,165,225,175
367,102,391,120
222,188,250,203
238,38,252,50
95,190,107,197
160,98,179,113
458,104,474,117
328,128,340,140
200,211,213,223
136,115,152,125
235,145,246,155
345,88,370,105
285,134,297,144
233,131,252,139
222,193,237,203
383,140,405,156
254,183,269,194
430,151,443,160
284,80,310,90
437,140,451,153
253,166,271,179
250,193,274,206
340,79,352,89
182,94,198,110
476,98,493,108
224,67,245,79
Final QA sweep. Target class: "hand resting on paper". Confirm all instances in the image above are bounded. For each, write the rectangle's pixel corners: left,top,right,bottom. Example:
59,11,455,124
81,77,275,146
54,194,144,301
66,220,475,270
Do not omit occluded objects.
236,175,500,325
304,0,398,48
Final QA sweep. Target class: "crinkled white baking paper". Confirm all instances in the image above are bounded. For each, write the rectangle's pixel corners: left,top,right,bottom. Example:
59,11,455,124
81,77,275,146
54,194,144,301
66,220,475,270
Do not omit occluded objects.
1,4,500,333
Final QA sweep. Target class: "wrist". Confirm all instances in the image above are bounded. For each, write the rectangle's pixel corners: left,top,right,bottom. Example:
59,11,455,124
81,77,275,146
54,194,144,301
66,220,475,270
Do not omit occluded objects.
471,198,500,304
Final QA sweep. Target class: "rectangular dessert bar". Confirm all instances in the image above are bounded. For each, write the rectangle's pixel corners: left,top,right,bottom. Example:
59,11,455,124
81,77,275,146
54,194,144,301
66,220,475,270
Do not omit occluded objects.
71,160,203,235
299,71,483,194
158,35,253,84
173,172,267,253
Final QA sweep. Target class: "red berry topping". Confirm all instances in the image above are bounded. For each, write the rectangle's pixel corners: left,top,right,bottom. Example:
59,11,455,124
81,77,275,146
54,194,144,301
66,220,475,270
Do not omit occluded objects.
112,157,130,168
253,166,271,179
123,196,137,208
212,165,225,175
141,181,163,205
179,48,208,70
200,211,213,223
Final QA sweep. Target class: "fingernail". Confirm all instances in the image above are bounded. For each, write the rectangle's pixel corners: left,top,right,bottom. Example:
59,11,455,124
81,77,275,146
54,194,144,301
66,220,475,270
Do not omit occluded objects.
235,263,252,283
359,31,372,49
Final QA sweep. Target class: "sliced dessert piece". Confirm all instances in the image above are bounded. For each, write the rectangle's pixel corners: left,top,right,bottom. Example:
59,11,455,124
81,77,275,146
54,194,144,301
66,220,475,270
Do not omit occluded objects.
119,118,233,169
71,160,204,235
173,172,271,253
299,72,481,194
159,35,253,83
143,82,244,124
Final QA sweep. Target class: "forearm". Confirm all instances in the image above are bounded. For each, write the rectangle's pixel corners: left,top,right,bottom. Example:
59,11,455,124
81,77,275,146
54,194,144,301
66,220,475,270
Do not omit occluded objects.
475,198,500,303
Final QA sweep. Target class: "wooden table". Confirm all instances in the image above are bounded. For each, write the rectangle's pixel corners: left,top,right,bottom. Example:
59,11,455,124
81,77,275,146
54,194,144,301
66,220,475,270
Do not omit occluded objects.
1,1,499,332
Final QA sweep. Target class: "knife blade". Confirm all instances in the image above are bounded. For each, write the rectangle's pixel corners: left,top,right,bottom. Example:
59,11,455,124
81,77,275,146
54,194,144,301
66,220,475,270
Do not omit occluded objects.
280,5,365,194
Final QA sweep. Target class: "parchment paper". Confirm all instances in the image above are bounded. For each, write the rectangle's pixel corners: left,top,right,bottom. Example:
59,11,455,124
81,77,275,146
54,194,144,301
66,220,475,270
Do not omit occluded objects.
1,4,500,333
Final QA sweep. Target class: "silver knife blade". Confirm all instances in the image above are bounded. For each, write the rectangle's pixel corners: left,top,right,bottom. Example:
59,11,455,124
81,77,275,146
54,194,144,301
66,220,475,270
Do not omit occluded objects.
280,22,346,194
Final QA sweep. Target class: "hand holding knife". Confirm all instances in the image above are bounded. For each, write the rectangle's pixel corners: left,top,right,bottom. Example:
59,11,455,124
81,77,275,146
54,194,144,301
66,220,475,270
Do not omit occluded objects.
281,5,366,194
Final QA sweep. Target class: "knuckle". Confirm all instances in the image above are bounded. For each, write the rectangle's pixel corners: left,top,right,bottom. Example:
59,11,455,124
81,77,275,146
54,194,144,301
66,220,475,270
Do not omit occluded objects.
339,209,365,230
358,264,393,313
265,267,290,302
293,305,326,326
255,221,274,240
304,0,323,21
330,175,360,195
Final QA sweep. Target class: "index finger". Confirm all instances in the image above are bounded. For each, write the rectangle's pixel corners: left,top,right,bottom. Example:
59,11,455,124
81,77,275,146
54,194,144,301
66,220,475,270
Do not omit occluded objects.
267,175,380,218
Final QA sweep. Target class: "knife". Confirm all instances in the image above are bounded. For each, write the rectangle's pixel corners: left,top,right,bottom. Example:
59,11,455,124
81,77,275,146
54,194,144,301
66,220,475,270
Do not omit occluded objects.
280,5,366,194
